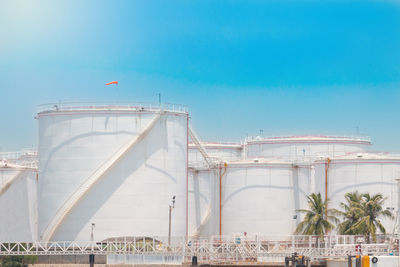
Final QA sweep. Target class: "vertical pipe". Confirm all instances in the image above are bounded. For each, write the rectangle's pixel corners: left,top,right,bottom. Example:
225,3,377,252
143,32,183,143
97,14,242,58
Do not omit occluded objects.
397,179,400,234
310,165,315,194
186,114,189,240
397,178,400,259
219,162,228,240
219,165,222,240
168,205,172,248
91,223,95,253
292,166,300,226
325,158,331,217
292,236,295,254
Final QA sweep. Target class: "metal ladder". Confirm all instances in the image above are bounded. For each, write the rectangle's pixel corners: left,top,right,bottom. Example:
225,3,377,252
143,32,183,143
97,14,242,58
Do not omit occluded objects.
188,126,220,168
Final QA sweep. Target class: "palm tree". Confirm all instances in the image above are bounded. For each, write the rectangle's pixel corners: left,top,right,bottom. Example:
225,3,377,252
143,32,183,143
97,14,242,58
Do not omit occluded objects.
295,193,339,246
348,193,393,243
338,191,364,235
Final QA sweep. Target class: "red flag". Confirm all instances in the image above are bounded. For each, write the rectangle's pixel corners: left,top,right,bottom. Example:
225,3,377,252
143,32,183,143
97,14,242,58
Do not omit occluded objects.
105,81,118,85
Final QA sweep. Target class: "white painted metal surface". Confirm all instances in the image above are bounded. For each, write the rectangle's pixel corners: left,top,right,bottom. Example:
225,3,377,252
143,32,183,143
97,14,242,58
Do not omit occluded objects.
188,169,219,237
314,153,400,233
221,160,311,236
0,158,37,242
246,135,371,161
37,103,188,241
3,99,400,246
189,142,243,164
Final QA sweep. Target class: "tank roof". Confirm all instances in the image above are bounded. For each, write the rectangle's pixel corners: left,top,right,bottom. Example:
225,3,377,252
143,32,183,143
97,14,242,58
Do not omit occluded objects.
247,135,371,144
37,101,188,115
325,152,400,161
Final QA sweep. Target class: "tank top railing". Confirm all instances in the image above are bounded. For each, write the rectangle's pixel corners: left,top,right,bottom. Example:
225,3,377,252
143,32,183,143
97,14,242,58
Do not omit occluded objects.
0,150,38,168
37,101,188,114
246,135,372,143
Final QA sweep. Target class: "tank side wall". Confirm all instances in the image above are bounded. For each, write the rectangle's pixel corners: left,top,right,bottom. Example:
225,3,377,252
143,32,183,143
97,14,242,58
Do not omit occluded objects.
189,147,242,162
247,142,370,160
222,165,307,236
38,112,188,241
0,169,37,241
188,169,218,237
315,161,400,233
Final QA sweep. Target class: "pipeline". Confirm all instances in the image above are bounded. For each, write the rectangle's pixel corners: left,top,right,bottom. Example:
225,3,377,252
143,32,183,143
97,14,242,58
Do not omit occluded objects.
186,114,189,240
325,158,331,218
219,162,228,239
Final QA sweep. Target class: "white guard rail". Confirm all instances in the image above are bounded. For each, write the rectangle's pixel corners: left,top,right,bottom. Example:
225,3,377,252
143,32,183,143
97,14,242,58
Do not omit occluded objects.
37,101,188,114
0,235,397,263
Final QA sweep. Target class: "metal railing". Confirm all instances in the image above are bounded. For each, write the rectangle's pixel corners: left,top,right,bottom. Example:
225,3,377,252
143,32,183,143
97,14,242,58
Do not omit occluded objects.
37,101,188,114
0,150,38,168
188,126,221,168
0,235,397,263
246,135,372,143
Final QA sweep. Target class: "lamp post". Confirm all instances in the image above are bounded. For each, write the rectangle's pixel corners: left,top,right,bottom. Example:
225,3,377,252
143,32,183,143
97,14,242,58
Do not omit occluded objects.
91,223,95,243
90,223,95,267
168,196,176,249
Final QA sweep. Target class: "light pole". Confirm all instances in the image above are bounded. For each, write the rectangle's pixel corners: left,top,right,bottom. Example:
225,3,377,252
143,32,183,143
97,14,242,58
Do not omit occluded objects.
90,223,95,267
168,196,176,249
91,223,95,243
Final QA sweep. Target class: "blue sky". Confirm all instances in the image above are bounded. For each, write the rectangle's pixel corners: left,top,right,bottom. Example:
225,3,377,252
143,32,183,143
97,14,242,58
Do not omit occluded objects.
0,0,400,151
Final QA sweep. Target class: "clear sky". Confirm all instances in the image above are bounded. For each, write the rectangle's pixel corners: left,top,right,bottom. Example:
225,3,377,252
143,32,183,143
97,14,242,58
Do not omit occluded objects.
1,0,400,152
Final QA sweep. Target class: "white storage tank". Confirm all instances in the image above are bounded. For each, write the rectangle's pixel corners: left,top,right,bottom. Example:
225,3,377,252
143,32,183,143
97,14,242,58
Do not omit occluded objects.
220,159,312,236
314,153,400,233
246,135,371,161
0,151,38,241
188,142,243,238
37,102,188,241
187,168,219,237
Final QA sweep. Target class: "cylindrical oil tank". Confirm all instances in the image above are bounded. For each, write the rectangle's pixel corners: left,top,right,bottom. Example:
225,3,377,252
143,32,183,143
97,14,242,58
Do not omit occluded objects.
246,136,371,161
220,160,312,236
314,153,400,233
187,168,219,237
37,103,188,241
0,151,38,241
189,142,243,164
